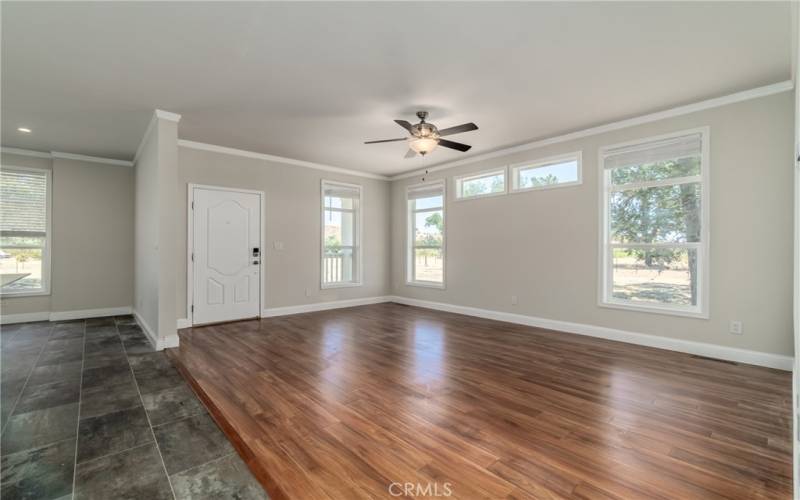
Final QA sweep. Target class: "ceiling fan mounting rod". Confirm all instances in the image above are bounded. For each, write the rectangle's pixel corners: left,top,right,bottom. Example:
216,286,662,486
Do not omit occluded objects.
416,111,428,123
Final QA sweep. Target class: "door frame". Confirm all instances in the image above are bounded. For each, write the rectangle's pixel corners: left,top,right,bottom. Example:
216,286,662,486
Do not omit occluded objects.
186,183,266,326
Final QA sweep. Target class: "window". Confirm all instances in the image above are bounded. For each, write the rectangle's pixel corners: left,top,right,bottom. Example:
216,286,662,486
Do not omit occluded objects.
407,181,445,287
600,128,708,317
511,152,582,192
454,168,506,200
0,167,51,296
321,180,361,288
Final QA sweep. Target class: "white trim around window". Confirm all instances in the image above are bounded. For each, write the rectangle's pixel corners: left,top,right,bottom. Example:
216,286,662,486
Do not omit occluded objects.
598,127,710,319
320,180,363,289
510,151,582,193
453,167,507,201
406,180,446,289
0,165,52,297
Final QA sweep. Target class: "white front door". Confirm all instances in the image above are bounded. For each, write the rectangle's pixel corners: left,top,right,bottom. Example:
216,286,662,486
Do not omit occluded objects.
192,187,261,325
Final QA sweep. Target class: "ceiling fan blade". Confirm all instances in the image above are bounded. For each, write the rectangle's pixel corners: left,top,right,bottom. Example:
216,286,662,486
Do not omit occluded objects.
404,149,417,159
364,138,406,144
437,138,472,152
438,122,478,136
394,120,414,132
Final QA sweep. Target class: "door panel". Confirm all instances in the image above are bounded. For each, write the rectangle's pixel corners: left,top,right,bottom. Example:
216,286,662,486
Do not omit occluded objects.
193,188,261,325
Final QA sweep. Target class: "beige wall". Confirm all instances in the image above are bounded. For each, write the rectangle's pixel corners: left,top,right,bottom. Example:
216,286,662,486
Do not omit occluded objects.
391,91,794,356
51,158,133,312
0,152,134,316
177,146,391,316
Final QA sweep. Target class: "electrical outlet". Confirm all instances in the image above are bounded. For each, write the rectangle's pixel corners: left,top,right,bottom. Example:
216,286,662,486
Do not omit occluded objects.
273,241,284,251
729,320,743,335
305,287,313,297
511,295,518,305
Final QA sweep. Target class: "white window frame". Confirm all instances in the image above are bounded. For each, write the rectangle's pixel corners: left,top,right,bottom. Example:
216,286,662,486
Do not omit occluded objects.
598,127,710,319
453,167,507,201
406,180,446,289
320,180,362,289
510,151,583,193
0,165,52,297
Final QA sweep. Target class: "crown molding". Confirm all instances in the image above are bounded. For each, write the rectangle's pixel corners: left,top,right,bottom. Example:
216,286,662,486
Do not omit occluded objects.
390,80,794,181
0,147,52,159
51,151,132,167
177,139,390,180
155,109,182,123
134,109,182,164
2,147,133,166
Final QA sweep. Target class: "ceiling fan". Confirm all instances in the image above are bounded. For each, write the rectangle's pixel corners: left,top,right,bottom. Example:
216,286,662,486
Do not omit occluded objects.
365,111,478,158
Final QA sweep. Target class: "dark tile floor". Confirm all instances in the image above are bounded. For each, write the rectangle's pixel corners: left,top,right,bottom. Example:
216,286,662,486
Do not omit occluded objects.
1,316,268,500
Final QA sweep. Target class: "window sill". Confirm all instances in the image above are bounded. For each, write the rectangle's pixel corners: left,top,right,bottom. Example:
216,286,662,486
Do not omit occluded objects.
598,300,708,319
0,289,50,298
321,282,362,290
406,281,446,290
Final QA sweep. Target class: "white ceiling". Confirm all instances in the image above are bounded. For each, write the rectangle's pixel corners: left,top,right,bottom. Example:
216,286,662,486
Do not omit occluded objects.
1,2,792,176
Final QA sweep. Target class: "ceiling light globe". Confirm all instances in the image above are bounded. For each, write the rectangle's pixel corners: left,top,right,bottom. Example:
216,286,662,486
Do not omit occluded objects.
408,137,439,155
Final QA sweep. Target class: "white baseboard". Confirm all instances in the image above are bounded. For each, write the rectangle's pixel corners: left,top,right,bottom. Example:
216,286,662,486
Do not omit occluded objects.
0,311,51,325
133,310,180,350
1,306,132,325
262,296,392,318
158,334,180,349
388,296,793,371
178,296,392,326
133,310,159,349
50,306,132,322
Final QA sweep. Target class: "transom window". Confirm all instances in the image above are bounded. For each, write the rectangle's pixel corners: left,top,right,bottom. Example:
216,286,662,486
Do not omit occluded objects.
321,180,361,288
511,152,581,192
407,182,445,287
0,167,51,296
454,168,506,200
600,129,708,317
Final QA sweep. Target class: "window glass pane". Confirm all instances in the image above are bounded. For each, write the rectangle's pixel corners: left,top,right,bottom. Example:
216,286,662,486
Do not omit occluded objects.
610,182,700,244
459,172,504,198
413,210,443,247
610,156,700,186
517,160,578,189
0,247,43,292
324,195,355,210
414,195,443,210
324,209,355,248
323,246,354,284
414,248,443,283
322,182,360,285
611,247,697,307
0,236,45,248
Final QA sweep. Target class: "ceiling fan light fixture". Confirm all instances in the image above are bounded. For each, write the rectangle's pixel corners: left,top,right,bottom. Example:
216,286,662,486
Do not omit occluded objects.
408,137,439,155
365,111,477,157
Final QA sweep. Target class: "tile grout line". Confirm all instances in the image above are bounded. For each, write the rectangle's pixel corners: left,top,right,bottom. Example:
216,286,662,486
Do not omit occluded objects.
69,441,153,468
149,408,206,430
70,320,87,500
117,320,178,500
0,323,56,438
168,450,237,478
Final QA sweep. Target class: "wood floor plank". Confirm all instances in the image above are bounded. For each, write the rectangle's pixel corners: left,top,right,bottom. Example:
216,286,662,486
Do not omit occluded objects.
167,303,792,499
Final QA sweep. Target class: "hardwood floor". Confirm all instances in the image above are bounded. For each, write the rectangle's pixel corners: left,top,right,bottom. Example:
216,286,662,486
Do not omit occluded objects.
167,303,792,499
